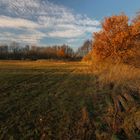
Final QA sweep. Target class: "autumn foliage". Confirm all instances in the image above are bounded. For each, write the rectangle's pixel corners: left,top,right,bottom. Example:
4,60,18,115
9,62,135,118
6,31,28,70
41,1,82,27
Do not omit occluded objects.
91,14,140,64
57,48,65,57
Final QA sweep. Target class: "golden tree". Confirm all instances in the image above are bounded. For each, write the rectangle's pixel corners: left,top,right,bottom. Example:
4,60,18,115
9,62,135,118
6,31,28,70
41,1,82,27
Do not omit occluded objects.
92,14,140,63
57,48,66,58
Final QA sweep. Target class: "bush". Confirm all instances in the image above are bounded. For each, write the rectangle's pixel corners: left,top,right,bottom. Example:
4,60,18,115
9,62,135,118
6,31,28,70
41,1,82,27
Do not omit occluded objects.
88,13,140,66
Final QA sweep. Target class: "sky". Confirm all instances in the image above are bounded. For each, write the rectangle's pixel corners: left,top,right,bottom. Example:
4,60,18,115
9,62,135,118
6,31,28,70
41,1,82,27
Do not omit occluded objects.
0,0,139,49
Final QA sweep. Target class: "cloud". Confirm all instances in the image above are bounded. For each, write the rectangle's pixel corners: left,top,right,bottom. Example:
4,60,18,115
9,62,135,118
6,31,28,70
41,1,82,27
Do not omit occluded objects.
0,0,101,46
47,29,85,38
0,16,39,29
0,30,46,44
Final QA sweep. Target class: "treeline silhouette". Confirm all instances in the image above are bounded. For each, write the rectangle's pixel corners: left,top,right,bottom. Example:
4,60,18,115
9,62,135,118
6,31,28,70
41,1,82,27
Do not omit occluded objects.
0,42,78,60
0,40,92,61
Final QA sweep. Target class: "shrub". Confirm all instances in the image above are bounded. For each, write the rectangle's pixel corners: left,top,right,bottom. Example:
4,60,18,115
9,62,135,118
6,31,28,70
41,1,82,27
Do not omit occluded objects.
89,14,140,65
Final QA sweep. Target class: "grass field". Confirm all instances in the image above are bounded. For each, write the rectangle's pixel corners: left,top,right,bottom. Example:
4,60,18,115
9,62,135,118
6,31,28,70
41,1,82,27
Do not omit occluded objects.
0,61,97,139
0,61,139,140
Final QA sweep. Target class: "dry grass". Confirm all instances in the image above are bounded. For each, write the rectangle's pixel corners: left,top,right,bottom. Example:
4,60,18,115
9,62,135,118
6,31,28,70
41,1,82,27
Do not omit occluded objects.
0,60,96,139
0,60,139,139
91,62,140,91
89,61,140,139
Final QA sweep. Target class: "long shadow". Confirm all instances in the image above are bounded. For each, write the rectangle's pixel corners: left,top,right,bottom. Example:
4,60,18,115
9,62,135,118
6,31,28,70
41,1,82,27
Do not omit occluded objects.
0,70,99,139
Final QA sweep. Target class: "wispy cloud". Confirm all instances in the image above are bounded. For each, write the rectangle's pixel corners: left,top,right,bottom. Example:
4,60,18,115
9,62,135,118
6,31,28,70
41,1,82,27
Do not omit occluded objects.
0,30,46,44
0,16,39,29
47,29,85,38
0,0,100,46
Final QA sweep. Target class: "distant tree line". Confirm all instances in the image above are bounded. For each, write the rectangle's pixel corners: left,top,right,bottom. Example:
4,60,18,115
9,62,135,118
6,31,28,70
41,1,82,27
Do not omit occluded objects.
0,40,92,61
0,42,79,60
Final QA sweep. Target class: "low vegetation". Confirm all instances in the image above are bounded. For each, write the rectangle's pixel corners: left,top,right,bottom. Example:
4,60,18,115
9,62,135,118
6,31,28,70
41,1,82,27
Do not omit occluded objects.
0,60,94,139
83,13,140,139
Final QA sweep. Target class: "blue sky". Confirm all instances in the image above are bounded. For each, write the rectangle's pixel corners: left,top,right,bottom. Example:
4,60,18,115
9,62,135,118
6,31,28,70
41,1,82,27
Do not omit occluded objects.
0,0,139,49
52,0,140,19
